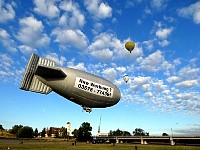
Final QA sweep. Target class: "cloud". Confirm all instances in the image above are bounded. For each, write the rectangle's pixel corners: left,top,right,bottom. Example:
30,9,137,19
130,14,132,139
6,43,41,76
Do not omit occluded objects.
178,66,200,80
102,67,117,82
18,45,36,55
51,28,88,50
151,0,168,9
90,48,113,61
155,27,173,39
67,60,87,72
84,0,112,19
59,0,85,29
166,76,180,83
116,66,126,73
0,53,13,70
33,0,59,19
0,0,15,23
175,127,200,136
89,32,143,61
92,22,103,35
143,39,155,50
153,79,167,92
16,16,50,49
130,76,151,91
45,52,67,66
159,40,170,47
133,76,151,86
140,50,164,72
0,28,17,52
175,80,198,88
178,1,200,24
0,53,24,83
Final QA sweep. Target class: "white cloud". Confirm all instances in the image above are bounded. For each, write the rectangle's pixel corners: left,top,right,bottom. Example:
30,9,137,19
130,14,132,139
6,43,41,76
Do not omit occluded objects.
59,0,85,29
0,0,15,23
151,0,168,9
159,40,170,47
88,33,143,61
153,80,167,92
176,92,196,100
51,28,88,50
33,0,59,19
45,52,66,66
178,1,200,24
0,28,17,52
67,60,87,72
133,76,151,86
0,53,13,69
16,16,50,49
140,50,164,72
102,68,117,82
90,48,113,61
116,66,126,73
167,76,181,83
18,45,36,55
175,80,198,88
143,39,154,50
84,0,112,19
144,7,152,15
175,127,200,136
0,53,25,83
75,63,87,72
155,27,173,39
92,22,103,35
128,76,151,92
145,91,153,97
178,66,200,80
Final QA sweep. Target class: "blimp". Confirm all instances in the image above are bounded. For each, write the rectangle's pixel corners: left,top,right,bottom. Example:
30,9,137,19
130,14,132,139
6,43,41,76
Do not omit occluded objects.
20,54,121,112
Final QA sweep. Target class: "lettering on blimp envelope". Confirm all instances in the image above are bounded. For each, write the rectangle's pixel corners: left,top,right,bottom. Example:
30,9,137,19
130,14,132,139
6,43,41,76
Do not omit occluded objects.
74,77,113,98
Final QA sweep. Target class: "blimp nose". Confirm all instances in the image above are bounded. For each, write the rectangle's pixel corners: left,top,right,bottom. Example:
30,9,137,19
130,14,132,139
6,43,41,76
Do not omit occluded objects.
112,88,121,105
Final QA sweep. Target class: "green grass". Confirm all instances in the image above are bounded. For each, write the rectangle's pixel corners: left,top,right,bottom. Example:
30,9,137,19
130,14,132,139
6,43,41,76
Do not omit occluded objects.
0,139,200,150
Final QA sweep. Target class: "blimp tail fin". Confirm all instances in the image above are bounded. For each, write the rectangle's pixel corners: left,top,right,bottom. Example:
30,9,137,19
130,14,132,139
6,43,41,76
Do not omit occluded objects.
20,54,55,94
35,65,66,78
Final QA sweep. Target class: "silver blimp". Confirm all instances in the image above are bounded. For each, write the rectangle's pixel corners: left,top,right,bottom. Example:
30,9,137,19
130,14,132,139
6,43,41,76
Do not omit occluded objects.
20,54,121,112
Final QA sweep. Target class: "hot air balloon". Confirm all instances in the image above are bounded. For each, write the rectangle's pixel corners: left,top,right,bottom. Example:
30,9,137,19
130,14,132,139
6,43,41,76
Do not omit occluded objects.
123,74,129,83
125,41,135,53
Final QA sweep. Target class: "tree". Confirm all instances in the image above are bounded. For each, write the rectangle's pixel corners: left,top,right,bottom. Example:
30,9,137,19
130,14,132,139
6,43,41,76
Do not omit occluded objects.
62,128,68,139
72,129,79,138
48,127,52,137
17,126,33,138
108,129,131,136
123,131,131,136
34,128,38,137
133,128,149,136
73,122,92,142
41,128,46,137
0,124,4,130
162,133,169,136
10,125,23,134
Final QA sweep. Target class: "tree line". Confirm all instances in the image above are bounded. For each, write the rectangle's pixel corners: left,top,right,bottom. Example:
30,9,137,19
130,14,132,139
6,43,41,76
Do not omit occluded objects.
1,123,170,141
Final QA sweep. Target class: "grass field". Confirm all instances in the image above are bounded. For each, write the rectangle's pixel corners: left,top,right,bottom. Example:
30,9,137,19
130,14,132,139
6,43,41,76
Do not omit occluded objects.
0,139,200,150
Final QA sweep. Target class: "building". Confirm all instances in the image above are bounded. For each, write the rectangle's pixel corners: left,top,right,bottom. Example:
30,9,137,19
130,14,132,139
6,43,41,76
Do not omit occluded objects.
66,122,72,136
45,127,66,138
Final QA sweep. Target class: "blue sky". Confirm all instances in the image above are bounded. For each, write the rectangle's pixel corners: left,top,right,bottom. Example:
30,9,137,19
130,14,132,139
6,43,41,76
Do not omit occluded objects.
0,0,200,136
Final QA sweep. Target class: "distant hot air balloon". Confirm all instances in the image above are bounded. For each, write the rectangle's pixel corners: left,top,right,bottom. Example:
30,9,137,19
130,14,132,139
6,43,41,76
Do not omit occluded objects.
123,75,129,83
125,41,135,53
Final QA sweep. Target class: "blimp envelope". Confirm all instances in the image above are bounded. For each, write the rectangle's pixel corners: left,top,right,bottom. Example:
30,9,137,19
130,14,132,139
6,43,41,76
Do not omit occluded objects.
20,54,121,110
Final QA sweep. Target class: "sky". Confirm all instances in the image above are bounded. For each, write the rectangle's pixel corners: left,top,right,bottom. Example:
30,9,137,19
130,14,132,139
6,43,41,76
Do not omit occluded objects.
0,0,200,136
